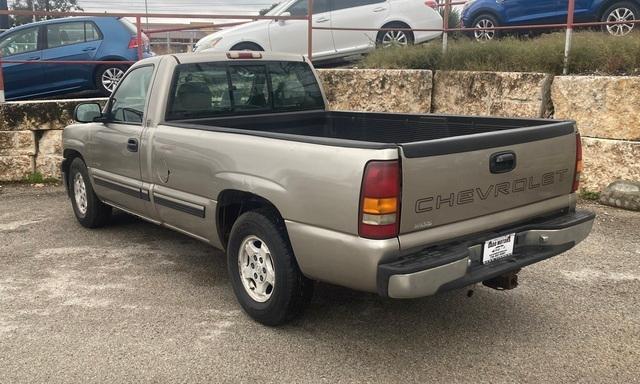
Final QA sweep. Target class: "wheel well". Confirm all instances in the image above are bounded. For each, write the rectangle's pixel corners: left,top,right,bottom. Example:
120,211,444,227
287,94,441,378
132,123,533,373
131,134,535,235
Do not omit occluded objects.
62,149,84,196
470,11,501,25
216,190,283,249
379,21,413,38
597,0,639,18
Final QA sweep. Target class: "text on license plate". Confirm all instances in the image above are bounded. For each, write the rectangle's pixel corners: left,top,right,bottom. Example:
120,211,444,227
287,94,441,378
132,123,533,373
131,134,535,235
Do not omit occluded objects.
482,233,516,264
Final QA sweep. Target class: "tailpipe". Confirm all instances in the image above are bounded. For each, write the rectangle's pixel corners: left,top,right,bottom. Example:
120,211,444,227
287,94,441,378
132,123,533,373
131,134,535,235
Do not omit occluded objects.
483,270,520,291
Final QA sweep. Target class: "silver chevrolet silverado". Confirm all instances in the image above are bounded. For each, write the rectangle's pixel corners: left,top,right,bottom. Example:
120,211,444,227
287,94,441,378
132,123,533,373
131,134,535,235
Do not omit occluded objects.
62,52,595,325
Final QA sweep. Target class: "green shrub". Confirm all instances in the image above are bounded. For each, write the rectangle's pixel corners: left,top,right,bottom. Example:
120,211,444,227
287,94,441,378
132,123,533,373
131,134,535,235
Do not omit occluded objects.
361,31,640,75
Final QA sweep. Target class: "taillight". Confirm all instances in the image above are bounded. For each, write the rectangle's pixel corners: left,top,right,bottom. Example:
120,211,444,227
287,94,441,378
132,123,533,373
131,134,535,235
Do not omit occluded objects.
128,34,149,49
572,132,583,193
359,160,401,240
425,0,438,9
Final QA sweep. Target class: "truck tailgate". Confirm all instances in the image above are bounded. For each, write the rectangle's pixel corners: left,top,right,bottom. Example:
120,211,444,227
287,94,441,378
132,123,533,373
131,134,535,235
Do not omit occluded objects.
399,123,577,234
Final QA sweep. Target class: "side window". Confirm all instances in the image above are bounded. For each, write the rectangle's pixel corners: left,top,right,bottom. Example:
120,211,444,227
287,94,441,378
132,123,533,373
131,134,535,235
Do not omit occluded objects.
0,27,39,56
269,62,324,111
110,66,154,124
47,22,86,49
333,0,386,12
229,65,270,112
85,22,102,42
288,0,331,15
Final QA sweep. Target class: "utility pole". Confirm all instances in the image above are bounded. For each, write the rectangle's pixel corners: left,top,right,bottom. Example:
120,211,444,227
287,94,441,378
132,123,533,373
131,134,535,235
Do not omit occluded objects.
144,0,149,30
0,0,9,30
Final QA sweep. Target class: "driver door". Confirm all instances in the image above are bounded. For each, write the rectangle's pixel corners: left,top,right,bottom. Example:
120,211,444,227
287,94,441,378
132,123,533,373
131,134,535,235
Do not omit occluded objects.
87,65,155,217
268,0,336,59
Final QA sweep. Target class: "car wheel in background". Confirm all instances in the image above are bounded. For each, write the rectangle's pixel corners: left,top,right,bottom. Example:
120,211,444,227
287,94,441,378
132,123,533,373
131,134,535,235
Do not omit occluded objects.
95,64,128,96
472,14,500,41
227,208,314,326
68,157,112,228
602,2,639,36
230,42,265,51
377,22,415,48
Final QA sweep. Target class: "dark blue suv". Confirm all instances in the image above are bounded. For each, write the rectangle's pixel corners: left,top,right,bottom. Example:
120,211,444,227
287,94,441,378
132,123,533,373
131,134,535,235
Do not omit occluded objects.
0,17,154,100
461,0,640,40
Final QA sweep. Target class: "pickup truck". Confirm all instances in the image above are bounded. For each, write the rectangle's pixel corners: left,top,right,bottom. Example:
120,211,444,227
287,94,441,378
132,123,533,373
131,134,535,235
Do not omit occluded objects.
63,52,595,325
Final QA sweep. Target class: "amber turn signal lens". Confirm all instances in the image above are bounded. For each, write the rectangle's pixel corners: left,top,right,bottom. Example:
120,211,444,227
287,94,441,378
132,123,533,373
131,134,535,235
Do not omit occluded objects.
363,197,398,215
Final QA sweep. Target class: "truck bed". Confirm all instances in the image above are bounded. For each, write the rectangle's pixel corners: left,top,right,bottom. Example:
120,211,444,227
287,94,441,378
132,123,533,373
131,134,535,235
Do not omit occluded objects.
168,110,574,157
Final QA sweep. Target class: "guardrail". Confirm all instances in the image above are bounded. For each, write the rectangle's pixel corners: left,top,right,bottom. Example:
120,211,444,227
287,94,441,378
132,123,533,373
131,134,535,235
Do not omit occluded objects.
0,0,638,102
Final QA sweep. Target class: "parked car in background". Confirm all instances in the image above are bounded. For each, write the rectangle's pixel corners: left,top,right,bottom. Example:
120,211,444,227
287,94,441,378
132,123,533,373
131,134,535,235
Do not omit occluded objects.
0,16,153,100
462,0,640,40
194,0,443,61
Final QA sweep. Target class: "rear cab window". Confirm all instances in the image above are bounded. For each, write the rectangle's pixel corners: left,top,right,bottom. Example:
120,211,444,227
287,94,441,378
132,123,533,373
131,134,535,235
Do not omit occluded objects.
166,61,325,121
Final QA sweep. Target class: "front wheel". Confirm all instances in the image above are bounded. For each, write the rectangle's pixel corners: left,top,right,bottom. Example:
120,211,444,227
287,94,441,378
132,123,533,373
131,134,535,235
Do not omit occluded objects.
601,2,638,36
68,158,112,228
227,209,313,326
95,64,128,96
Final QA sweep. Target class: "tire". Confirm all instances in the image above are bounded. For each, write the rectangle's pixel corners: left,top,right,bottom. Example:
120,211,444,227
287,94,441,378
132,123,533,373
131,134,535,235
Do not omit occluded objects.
227,208,313,326
95,64,129,96
68,158,112,229
230,42,264,51
601,2,639,36
471,14,500,41
376,22,415,48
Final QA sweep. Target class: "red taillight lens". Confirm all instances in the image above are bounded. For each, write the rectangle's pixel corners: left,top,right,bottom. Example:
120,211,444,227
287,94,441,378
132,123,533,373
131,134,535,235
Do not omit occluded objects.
425,0,438,9
572,132,583,193
359,160,401,240
128,34,149,49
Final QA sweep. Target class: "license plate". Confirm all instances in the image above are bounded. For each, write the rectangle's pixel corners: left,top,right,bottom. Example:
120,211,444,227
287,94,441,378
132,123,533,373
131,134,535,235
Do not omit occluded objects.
482,233,516,264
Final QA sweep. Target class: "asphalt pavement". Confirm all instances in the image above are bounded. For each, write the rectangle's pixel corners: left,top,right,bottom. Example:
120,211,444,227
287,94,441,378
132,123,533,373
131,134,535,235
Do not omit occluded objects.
1,184,638,383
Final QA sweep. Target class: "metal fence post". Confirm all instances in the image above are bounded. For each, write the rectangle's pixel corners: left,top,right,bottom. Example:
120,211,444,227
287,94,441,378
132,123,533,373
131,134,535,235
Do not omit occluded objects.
307,0,314,61
563,0,576,75
136,16,144,61
0,54,5,103
442,0,451,53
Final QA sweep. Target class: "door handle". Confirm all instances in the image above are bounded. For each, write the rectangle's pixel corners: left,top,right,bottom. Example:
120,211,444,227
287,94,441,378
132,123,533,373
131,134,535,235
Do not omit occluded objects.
127,138,139,153
315,17,330,23
27,56,40,61
490,151,517,174
82,47,97,52
373,7,387,12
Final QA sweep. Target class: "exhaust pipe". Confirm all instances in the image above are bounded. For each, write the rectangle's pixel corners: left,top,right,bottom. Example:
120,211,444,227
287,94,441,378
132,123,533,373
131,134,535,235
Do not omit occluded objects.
483,270,520,291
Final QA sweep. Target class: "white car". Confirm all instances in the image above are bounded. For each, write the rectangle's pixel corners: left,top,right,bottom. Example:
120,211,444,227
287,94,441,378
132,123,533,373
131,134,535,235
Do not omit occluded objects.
194,0,443,61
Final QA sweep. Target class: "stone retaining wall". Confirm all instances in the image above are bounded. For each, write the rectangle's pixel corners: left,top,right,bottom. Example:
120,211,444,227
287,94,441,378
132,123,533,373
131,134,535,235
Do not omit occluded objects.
0,71,638,194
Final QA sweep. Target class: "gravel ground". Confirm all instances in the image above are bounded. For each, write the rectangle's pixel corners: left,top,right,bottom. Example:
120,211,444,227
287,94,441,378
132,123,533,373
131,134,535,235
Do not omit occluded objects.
0,184,638,383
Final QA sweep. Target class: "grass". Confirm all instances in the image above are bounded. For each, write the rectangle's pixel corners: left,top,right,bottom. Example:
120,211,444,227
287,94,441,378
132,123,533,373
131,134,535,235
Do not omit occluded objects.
360,31,640,75
25,172,59,184
580,190,601,201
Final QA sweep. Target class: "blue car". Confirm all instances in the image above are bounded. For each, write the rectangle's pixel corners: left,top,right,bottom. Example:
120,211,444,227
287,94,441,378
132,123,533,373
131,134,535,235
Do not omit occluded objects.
0,17,154,100
461,0,640,40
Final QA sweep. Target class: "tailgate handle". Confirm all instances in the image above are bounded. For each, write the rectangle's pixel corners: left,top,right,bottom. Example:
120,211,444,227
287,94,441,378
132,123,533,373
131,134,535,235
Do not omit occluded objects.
490,151,516,174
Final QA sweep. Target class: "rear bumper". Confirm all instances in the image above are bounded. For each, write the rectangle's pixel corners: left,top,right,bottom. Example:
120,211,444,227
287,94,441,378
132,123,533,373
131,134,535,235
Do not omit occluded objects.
378,210,595,298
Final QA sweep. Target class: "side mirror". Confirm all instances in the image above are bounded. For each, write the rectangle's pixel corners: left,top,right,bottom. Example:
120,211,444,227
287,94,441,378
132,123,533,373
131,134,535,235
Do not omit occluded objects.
74,103,103,123
277,11,291,23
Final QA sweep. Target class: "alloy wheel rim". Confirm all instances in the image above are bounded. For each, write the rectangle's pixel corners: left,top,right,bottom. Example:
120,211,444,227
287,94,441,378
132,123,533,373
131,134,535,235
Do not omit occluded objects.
606,8,635,36
474,19,496,41
382,30,409,48
73,173,88,216
101,68,125,93
238,236,275,303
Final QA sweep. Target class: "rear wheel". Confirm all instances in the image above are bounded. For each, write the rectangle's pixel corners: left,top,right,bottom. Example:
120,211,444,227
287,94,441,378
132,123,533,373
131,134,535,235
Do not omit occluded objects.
227,208,313,326
471,14,500,41
230,42,264,51
601,2,638,36
95,64,128,96
376,22,415,48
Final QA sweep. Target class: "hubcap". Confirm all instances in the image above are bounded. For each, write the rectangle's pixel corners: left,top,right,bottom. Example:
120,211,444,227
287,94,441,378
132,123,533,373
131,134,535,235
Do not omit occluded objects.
382,30,409,48
73,173,88,216
606,8,635,36
101,67,125,93
238,236,275,303
474,19,496,41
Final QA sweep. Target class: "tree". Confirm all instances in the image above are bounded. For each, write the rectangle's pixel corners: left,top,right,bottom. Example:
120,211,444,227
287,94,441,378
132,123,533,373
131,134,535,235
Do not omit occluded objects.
11,0,83,26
